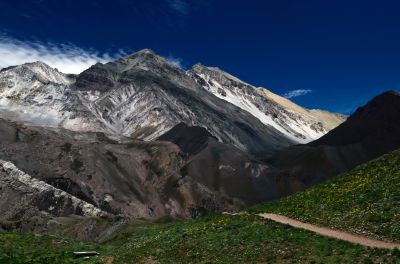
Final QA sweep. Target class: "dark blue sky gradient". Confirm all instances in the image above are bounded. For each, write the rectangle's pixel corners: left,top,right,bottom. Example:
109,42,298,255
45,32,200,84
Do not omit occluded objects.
1,0,400,113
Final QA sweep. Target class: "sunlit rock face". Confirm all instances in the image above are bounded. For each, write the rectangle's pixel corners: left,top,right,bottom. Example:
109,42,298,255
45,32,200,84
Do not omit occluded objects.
0,49,345,158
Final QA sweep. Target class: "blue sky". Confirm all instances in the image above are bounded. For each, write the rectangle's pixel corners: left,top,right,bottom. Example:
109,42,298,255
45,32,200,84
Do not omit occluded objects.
0,0,399,114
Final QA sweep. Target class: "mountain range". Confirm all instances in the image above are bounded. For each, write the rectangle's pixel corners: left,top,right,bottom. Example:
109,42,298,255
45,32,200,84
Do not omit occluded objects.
0,49,345,157
1,49,398,227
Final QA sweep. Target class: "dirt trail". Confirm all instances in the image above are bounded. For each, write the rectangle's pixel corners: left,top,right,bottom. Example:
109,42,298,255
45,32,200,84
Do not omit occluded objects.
259,213,400,249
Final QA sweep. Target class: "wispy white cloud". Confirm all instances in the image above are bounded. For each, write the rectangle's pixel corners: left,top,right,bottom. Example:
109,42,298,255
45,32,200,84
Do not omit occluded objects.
282,89,312,99
0,35,124,74
167,0,189,15
166,55,183,69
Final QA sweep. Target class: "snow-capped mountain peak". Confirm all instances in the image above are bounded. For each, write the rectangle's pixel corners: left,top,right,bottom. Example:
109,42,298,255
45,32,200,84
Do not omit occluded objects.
188,64,346,143
0,51,345,157
0,61,74,86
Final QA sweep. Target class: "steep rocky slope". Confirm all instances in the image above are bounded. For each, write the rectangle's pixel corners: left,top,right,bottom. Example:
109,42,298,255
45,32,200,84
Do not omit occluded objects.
0,118,279,220
255,87,346,132
268,91,400,194
158,123,283,207
0,116,310,222
188,64,345,143
0,159,107,221
0,118,188,219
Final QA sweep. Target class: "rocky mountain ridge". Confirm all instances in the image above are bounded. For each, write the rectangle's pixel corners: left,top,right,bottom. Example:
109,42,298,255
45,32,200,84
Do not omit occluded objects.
189,63,345,143
0,49,344,157
0,159,107,220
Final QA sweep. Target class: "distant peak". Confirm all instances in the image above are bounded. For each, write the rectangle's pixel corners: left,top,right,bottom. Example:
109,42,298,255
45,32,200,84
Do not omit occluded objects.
192,63,206,69
123,48,157,59
0,61,59,74
26,61,44,65
24,61,52,68
118,48,176,67
135,48,156,55
115,48,187,71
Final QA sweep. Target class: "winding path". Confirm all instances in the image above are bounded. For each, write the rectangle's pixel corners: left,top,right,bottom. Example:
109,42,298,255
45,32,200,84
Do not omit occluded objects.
259,213,400,250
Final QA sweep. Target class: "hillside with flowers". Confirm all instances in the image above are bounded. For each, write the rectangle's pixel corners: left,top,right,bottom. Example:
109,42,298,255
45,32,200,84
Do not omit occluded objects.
2,213,400,263
252,148,400,242
2,150,400,263
2,145,400,262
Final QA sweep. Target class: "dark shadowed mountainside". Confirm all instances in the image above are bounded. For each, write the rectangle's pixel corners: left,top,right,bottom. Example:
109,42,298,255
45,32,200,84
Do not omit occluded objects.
269,91,400,195
0,118,283,224
157,122,216,156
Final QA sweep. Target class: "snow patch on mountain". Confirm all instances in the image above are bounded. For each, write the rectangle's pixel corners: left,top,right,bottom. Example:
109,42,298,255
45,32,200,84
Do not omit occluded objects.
0,62,109,132
188,64,345,143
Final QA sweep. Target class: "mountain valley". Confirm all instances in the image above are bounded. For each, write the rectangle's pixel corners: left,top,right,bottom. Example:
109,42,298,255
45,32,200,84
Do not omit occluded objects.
0,50,399,263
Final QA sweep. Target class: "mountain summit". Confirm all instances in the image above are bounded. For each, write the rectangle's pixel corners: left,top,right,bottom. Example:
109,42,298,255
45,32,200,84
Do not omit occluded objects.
0,50,344,157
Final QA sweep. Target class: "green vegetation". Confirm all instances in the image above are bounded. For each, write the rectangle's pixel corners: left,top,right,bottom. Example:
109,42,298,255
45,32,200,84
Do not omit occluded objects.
0,232,107,263
2,214,400,263
103,214,399,263
2,150,400,263
251,149,400,242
